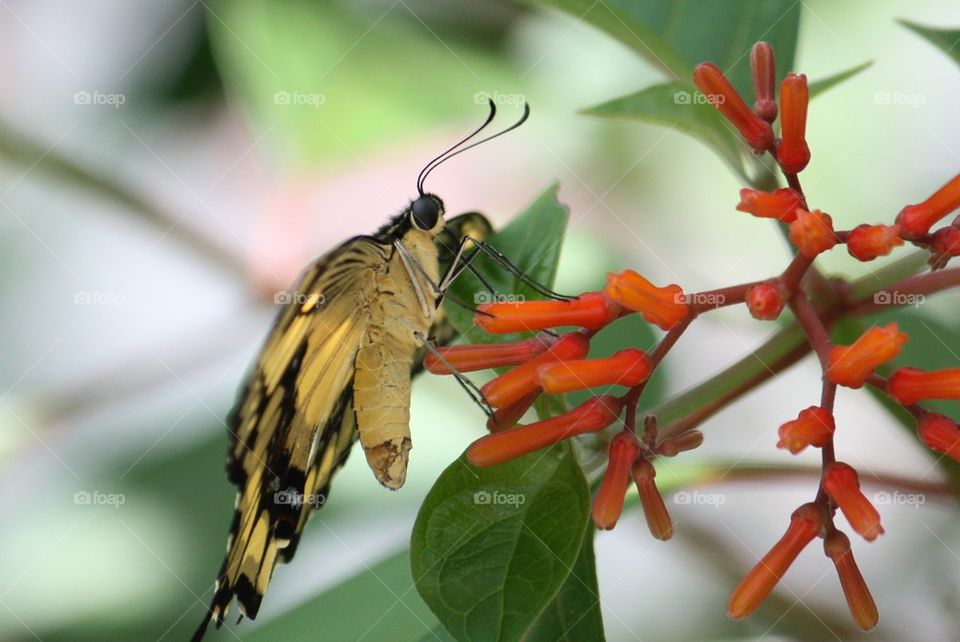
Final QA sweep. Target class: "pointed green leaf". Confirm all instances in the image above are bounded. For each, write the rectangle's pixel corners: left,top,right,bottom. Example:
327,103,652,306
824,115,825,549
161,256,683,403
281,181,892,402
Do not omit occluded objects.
809,61,874,99
899,19,960,67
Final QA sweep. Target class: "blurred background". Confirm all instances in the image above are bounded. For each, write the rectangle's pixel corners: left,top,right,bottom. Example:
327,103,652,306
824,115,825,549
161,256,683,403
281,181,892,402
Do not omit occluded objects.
2,0,960,640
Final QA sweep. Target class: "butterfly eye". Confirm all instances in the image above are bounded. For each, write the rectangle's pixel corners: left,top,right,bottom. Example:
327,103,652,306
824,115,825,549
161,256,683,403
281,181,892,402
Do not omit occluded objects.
411,195,442,230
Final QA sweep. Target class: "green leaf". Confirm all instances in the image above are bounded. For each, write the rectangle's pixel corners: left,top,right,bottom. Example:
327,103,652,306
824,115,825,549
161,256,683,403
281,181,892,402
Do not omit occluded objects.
411,443,591,642
530,0,801,97
899,19,960,67
524,527,605,642
808,61,874,99
443,183,569,340
244,550,440,641
582,81,747,180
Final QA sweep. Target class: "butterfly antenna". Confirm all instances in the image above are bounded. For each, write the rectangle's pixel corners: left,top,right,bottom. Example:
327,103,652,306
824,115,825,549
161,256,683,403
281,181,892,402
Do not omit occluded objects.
417,99,497,195
418,102,531,194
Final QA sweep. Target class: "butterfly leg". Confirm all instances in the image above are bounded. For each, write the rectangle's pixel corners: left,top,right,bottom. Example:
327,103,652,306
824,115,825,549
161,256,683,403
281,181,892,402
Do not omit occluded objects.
415,330,494,418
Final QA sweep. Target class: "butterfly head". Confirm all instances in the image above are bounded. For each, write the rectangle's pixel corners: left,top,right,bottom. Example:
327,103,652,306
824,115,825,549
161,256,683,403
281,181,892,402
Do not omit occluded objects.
409,193,445,234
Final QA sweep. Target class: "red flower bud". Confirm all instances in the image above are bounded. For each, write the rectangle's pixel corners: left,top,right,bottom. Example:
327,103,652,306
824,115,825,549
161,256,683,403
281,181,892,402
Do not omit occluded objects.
693,62,774,153
727,503,825,619
467,395,623,467
736,187,803,222
888,367,960,405
481,332,590,408
537,349,652,394
916,413,960,462
475,292,620,334
592,431,641,530
656,430,704,457
424,333,555,374
745,281,786,320
928,224,960,270
604,269,689,330
632,459,673,540
486,390,540,433
896,173,960,238
750,42,777,122
789,209,838,258
776,406,835,454
846,224,903,261
776,73,811,174
827,323,908,388
824,530,878,631
823,463,884,541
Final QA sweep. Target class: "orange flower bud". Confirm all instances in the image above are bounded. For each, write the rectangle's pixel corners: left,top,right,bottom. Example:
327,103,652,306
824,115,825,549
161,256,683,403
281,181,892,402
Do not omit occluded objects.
424,333,555,374
693,62,774,153
736,187,803,222
827,323,908,388
846,224,903,261
824,530,878,631
776,406,835,454
745,281,786,320
777,73,811,174
896,174,960,238
475,292,620,334
537,349,652,394
750,42,777,122
604,269,689,330
481,332,590,408
916,413,960,462
823,463,884,541
592,431,641,530
928,225,960,269
789,209,838,258
727,503,825,620
467,395,623,467
486,390,540,433
888,367,960,405
656,430,704,457
632,459,673,540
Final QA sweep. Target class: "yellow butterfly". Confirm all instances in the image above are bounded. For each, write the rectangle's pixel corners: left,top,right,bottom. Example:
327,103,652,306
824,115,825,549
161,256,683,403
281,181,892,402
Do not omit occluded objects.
193,103,530,640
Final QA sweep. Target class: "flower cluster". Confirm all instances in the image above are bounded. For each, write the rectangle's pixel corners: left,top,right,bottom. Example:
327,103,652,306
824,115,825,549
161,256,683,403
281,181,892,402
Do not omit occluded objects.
426,41,960,632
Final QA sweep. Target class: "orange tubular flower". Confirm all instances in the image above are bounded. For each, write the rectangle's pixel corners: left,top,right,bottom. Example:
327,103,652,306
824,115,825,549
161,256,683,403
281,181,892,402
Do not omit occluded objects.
727,503,825,620
928,225,960,269
486,390,540,433
656,430,704,457
746,282,786,320
750,42,777,122
592,431,641,530
896,173,960,238
537,349,652,394
916,413,960,462
424,333,555,374
467,395,623,467
693,62,774,153
736,187,803,222
632,459,673,540
476,292,620,334
827,323,908,388
846,224,904,261
604,269,689,330
824,530,879,631
777,73,811,174
481,332,590,409
777,406,835,454
888,367,960,405
789,209,838,258
823,463,884,541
